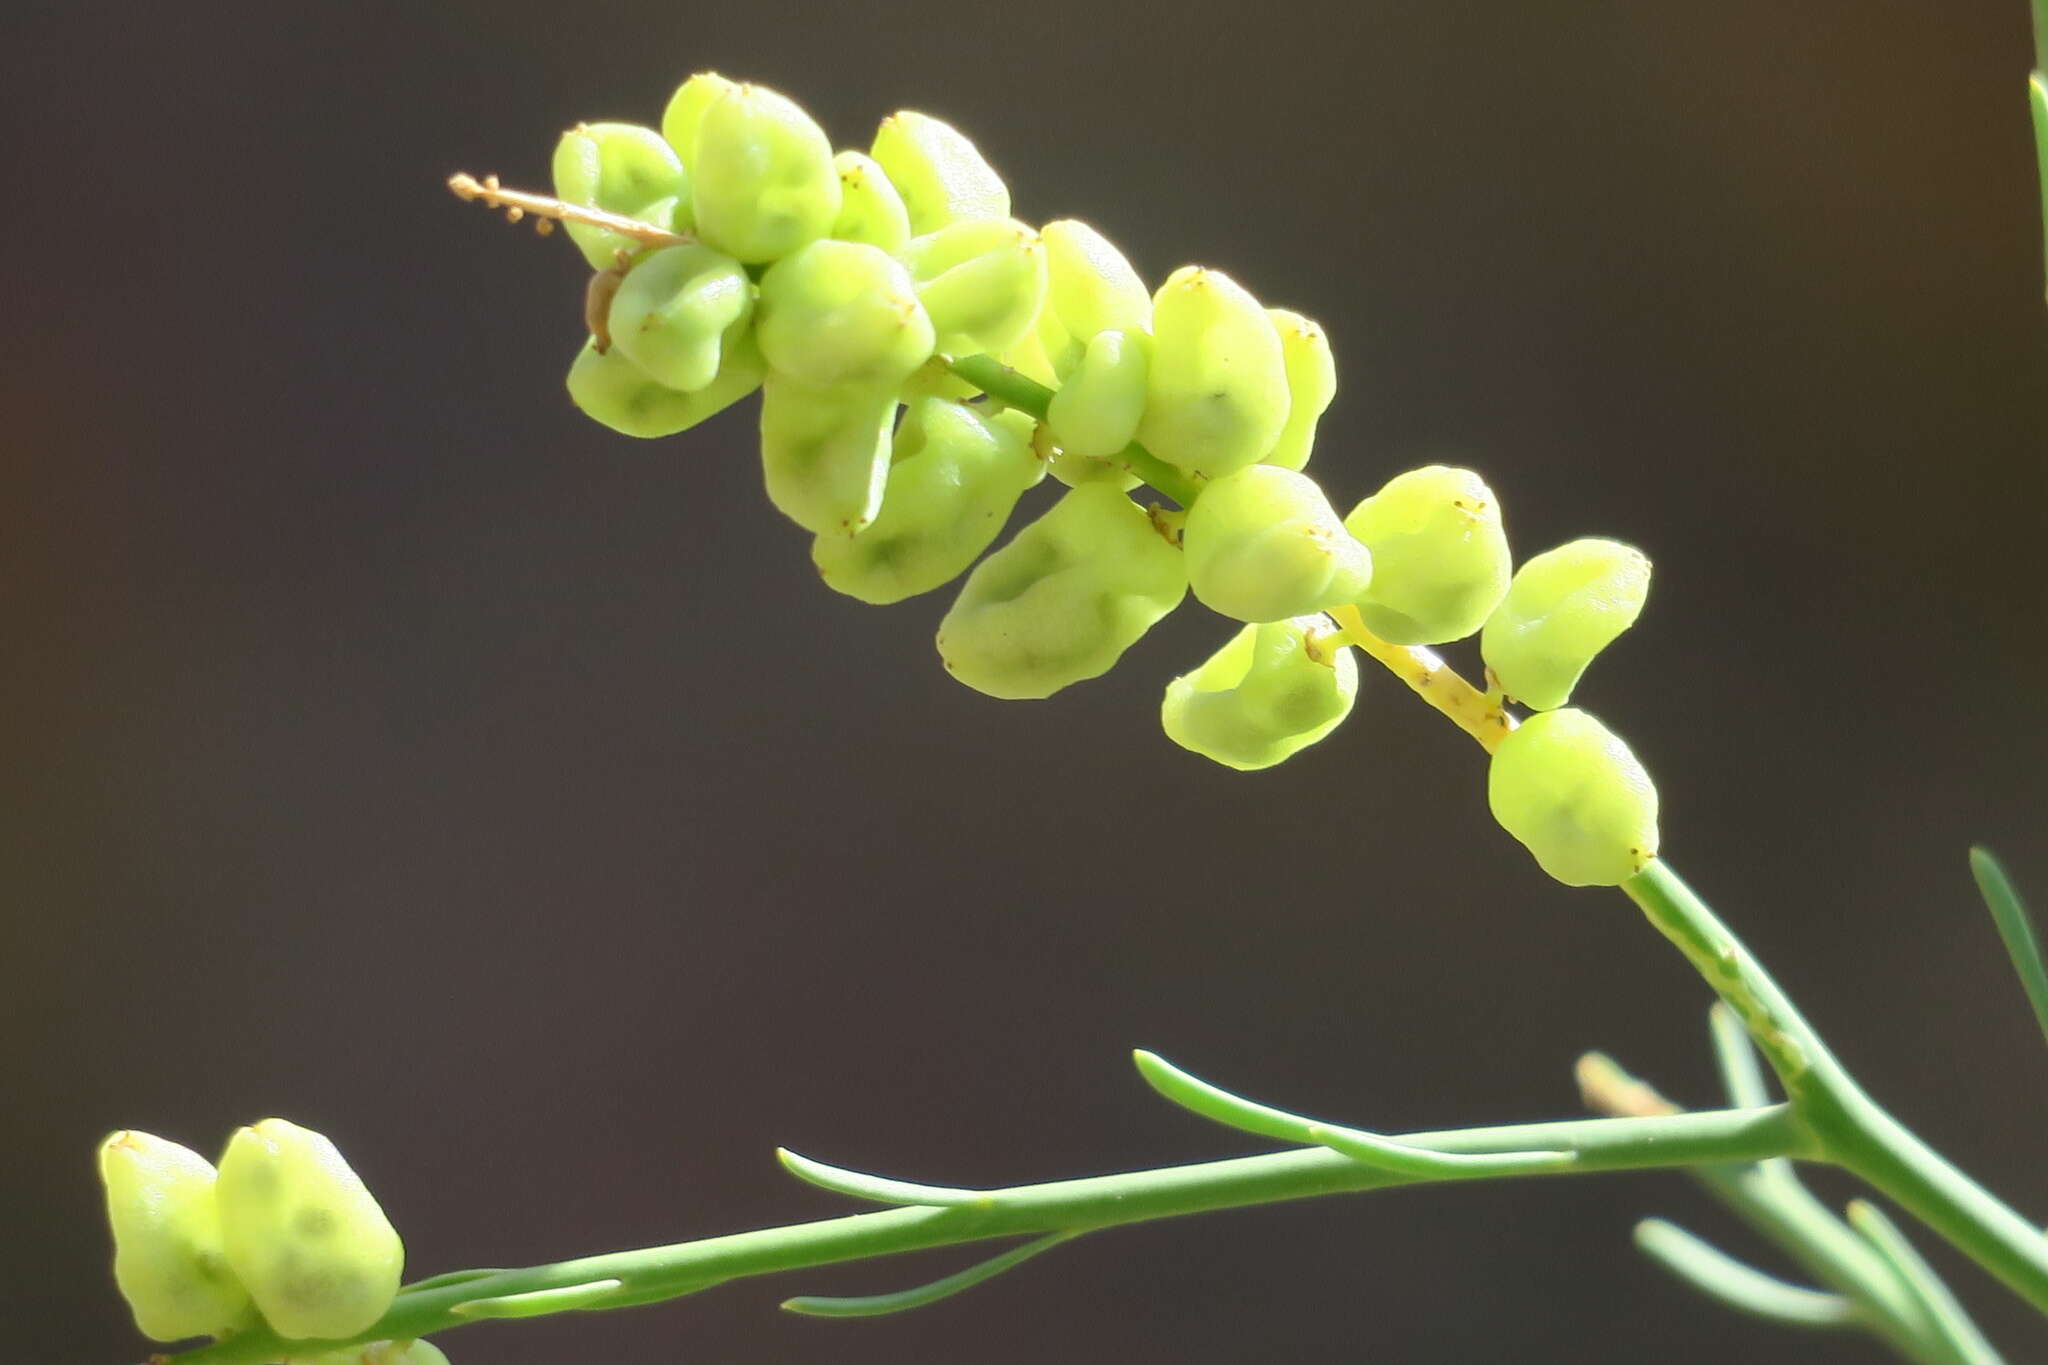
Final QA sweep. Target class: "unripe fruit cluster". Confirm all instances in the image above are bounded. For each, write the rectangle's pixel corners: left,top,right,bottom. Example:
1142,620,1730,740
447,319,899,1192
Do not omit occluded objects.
548,74,1660,888
98,1121,414,1351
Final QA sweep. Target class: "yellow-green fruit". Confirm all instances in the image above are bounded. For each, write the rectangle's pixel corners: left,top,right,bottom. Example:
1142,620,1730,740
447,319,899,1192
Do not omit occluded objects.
1488,708,1659,887
829,151,912,253
216,1119,403,1341
607,244,753,393
1262,309,1336,471
689,82,841,263
899,218,1048,357
658,71,738,177
99,1131,256,1342
870,110,1010,235
1137,267,1291,480
813,399,1042,603
756,240,934,388
1041,220,1151,375
1343,466,1511,645
937,483,1186,699
758,372,896,534
289,1340,451,1365
1045,328,1148,459
1182,465,1372,623
1162,617,1358,770
551,123,688,270
1481,538,1651,710
566,329,765,439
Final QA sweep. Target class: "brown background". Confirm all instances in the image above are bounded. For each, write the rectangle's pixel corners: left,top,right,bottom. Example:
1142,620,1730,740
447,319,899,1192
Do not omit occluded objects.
6,2,2047,1361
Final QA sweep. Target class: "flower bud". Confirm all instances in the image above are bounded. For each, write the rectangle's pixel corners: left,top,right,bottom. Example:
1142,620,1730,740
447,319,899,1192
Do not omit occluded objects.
1182,466,1372,623
551,123,688,270
1481,538,1650,710
1488,708,1659,886
1261,309,1336,471
1045,328,1149,459
1343,466,1511,645
1162,617,1358,770
216,1119,403,1341
813,398,1042,603
608,244,753,394
900,218,1048,357
689,83,840,263
757,240,934,388
869,111,1010,235
659,71,737,176
937,483,1186,699
758,373,896,534
1137,267,1291,480
1041,220,1151,373
99,1131,256,1342
829,151,912,253
566,329,765,439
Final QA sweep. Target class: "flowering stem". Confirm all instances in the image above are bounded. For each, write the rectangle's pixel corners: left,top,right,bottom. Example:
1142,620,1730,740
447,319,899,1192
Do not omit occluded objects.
160,1104,1804,1365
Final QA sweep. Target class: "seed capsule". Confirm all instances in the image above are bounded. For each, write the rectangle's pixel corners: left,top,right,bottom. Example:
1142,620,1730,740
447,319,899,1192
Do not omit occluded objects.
899,218,1048,357
1343,466,1511,645
659,71,738,177
99,1131,256,1342
689,82,841,263
1137,267,1291,480
813,398,1042,603
1261,309,1336,471
758,372,897,534
756,240,934,388
216,1119,403,1341
1182,465,1372,623
1041,220,1151,374
937,483,1186,699
1488,708,1659,886
551,122,689,270
1045,328,1149,459
1162,616,1359,770
829,151,913,253
1481,538,1650,710
608,244,753,393
870,111,1010,235
566,329,766,439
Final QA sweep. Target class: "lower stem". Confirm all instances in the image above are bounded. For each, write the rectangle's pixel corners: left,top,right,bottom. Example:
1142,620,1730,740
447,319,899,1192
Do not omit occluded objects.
166,1105,1802,1365
1624,861,2048,1316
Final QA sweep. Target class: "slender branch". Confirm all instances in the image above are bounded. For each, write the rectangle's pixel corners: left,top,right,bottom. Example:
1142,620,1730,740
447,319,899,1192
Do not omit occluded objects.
447,172,690,245
161,1105,1805,1365
1623,863,2048,1319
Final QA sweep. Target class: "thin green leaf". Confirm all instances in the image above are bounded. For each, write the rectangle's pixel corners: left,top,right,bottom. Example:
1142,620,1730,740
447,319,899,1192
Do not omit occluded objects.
1848,1200,2006,1365
777,1147,997,1209
450,1278,624,1319
781,1233,1077,1318
398,1267,511,1295
1635,1219,1858,1329
1969,847,2048,1050
1136,1051,1574,1176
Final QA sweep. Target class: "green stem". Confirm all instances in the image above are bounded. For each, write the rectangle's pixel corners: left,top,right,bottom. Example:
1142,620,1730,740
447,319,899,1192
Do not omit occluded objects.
942,353,1203,507
2032,0,2048,78
1624,861,2048,1317
165,1105,1803,1364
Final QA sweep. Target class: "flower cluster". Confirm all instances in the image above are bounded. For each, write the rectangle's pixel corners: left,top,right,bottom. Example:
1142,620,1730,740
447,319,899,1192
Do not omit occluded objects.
98,1122,431,1362
518,73,1657,887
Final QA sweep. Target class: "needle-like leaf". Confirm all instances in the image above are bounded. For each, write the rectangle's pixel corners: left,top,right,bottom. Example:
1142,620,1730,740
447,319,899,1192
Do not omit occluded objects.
1635,1219,1858,1329
777,1148,998,1209
781,1233,1077,1318
1969,847,2048,1051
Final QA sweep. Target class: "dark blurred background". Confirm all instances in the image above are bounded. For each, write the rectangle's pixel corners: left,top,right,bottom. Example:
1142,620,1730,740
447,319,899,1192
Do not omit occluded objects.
6,2,2046,1361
